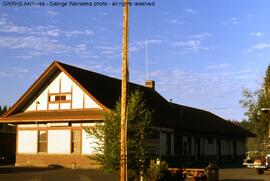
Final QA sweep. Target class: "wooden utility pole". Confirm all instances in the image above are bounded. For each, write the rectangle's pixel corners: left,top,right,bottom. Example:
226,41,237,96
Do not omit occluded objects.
120,0,129,181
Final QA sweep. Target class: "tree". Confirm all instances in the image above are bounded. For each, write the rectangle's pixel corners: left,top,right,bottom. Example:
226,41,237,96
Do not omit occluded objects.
0,105,8,116
0,105,8,130
240,65,270,152
84,90,153,172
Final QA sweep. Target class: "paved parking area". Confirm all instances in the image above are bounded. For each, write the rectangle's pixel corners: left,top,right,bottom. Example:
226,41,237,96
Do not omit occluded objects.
219,168,270,181
0,166,118,181
0,166,270,181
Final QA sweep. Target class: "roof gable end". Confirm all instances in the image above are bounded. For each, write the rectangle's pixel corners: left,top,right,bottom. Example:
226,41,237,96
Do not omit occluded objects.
3,61,107,117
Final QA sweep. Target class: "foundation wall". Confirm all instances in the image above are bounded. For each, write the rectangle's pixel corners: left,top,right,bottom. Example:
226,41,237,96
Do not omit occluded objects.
16,154,100,168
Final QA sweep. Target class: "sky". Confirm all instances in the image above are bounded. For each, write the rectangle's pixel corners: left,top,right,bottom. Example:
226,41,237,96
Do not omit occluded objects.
0,0,270,121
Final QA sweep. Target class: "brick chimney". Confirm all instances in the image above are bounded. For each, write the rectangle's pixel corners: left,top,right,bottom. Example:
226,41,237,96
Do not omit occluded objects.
145,80,155,90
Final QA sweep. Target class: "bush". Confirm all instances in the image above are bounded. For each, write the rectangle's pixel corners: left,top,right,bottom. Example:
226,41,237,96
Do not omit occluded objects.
84,90,153,172
145,160,168,181
128,169,140,181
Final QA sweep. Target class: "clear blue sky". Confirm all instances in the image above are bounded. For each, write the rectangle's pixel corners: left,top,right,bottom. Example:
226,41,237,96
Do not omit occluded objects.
1,0,270,121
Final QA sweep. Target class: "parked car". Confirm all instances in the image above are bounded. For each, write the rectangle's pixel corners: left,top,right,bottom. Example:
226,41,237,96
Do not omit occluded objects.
246,154,270,175
242,158,254,168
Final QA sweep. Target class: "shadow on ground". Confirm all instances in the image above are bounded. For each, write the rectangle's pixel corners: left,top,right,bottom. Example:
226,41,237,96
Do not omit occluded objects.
220,179,264,181
0,164,63,174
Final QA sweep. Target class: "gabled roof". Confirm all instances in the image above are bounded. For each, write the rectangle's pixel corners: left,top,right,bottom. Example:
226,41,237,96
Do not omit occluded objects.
170,103,256,137
1,61,176,127
1,61,255,137
2,61,112,117
57,62,177,127
3,61,61,117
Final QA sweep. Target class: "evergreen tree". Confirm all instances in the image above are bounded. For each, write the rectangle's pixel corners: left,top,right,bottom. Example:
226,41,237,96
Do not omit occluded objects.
84,90,153,172
240,65,270,152
0,105,8,116
0,105,8,130
261,66,270,140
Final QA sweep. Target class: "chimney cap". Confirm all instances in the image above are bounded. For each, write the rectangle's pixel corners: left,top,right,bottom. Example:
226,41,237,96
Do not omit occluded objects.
145,80,155,90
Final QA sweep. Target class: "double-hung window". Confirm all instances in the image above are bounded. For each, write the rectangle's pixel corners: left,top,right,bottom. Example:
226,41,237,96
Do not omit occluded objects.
38,130,47,153
71,130,81,154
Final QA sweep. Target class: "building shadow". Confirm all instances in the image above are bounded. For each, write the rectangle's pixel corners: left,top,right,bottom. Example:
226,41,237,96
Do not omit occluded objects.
0,132,16,166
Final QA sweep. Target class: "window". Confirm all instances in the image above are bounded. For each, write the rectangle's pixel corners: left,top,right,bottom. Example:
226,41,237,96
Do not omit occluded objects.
71,130,81,154
55,95,60,101
183,136,191,155
174,134,182,155
166,133,171,155
38,130,47,153
61,95,66,101
48,93,70,103
55,95,66,101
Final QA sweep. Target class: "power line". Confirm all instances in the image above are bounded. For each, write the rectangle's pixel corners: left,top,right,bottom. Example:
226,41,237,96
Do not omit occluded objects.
203,106,243,110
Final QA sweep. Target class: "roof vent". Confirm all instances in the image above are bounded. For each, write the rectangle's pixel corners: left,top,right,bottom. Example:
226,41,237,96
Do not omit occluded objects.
145,80,155,90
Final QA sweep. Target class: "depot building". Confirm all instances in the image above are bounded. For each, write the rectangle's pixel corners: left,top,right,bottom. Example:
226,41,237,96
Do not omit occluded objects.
0,61,255,168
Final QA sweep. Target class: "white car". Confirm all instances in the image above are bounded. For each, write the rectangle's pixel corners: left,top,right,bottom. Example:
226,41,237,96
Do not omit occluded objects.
242,159,254,168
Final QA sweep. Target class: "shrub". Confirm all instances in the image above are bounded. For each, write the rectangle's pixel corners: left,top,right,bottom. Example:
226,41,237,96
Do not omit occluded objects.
145,160,168,181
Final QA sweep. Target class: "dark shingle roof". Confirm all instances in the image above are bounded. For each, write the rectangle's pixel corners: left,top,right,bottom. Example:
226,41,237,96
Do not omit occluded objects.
59,62,255,137
171,103,256,137
58,61,177,128
1,61,255,137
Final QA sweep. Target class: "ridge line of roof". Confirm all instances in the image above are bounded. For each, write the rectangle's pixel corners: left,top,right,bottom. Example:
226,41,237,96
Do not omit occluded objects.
56,61,158,93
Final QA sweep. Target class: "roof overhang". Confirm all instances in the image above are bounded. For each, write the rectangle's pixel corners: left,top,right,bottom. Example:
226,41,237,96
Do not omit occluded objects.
0,109,104,123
